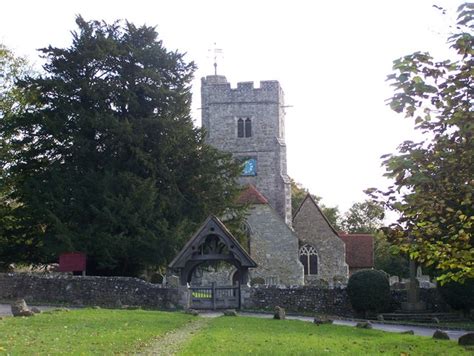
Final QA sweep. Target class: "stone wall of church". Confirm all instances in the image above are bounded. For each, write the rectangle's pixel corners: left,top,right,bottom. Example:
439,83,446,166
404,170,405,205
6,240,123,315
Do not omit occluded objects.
293,197,348,282
201,76,292,225
246,205,304,286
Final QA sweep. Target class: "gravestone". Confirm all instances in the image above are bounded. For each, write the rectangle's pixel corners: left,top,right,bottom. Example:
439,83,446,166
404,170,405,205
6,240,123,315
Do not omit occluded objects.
11,299,34,317
433,329,450,340
274,306,285,320
458,333,474,346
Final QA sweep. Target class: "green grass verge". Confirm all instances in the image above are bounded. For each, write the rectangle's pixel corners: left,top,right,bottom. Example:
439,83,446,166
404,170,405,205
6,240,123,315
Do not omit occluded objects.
179,316,472,355
0,308,193,354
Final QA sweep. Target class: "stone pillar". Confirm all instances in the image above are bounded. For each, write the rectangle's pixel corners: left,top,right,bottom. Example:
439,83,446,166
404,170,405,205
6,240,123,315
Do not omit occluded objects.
401,259,426,312
176,285,191,310
240,284,252,309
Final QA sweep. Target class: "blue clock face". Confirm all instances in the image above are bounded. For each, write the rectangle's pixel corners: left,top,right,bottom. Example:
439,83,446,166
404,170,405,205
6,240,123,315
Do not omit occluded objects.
242,158,257,176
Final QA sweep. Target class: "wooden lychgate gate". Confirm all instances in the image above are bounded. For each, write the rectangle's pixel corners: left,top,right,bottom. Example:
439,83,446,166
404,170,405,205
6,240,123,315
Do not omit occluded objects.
190,282,240,310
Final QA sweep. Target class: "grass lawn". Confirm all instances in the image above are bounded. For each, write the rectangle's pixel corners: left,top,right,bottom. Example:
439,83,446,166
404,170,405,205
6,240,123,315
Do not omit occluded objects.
0,310,472,355
179,316,472,356
0,308,193,354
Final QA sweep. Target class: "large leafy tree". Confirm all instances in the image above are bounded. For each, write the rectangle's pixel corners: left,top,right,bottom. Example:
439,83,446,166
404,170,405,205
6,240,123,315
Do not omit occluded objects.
341,200,384,234
0,45,34,270
1,17,242,276
367,3,473,283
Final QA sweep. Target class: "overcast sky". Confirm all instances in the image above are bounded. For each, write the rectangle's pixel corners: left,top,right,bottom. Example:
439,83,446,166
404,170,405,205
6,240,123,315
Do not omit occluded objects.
0,0,464,213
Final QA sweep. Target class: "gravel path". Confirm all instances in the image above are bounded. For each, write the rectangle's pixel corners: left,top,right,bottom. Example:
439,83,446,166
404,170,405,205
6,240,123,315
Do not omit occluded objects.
140,317,211,356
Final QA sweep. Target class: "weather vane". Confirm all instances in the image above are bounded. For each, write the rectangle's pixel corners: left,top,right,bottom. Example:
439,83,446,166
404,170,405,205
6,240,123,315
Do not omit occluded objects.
208,42,223,75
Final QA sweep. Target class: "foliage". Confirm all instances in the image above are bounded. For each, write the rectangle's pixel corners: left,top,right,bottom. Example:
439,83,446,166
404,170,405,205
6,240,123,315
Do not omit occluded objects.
290,178,342,230
347,269,391,313
0,45,35,271
0,44,32,117
438,278,474,312
0,17,243,276
0,308,193,354
374,232,409,277
367,3,474,283
290,178,321,213
179,316,469,355
341,200,384,234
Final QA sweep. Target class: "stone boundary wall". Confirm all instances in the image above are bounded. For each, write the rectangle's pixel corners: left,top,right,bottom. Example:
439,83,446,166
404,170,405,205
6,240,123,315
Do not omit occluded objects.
0,273,186,309
0,273,450,315
241,285,451,317
242,286,353,316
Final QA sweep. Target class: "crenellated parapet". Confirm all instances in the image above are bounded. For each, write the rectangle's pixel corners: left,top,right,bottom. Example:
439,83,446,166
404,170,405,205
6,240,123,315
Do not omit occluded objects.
201,75,283,105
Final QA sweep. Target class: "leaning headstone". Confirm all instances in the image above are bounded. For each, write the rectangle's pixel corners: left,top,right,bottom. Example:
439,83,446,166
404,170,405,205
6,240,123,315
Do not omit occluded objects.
432,329,450,340
356,321,372,329
313,316,333,325
11,299,34,317
223,309,238,317
273,306,285,320
458,333,474,346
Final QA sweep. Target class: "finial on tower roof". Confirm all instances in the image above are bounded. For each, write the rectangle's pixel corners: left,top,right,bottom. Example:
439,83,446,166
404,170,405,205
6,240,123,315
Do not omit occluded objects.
208,42,223,75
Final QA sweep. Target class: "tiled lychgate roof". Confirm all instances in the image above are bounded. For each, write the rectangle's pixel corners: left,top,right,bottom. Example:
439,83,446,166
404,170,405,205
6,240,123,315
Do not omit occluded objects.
338,233,374,268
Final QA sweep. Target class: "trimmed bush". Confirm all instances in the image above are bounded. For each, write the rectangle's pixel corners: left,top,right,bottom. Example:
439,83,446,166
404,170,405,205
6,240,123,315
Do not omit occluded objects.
347,269,391,313
438,279,474,313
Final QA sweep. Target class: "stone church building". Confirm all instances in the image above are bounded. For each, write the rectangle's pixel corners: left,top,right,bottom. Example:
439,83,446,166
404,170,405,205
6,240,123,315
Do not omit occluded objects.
171,74,373,287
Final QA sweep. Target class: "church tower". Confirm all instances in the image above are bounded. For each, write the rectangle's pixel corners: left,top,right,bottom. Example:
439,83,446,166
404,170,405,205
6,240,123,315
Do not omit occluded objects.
201,75,292,226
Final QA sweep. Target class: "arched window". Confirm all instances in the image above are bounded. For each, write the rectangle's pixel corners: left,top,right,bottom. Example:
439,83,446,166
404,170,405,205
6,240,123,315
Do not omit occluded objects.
237,118,244,137
237,117,252,138
299,244,318,275
245,118,252,137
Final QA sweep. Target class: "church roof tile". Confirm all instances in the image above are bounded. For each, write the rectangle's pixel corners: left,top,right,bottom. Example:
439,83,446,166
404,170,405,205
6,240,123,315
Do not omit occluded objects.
237,184,269,205
338,233,374,268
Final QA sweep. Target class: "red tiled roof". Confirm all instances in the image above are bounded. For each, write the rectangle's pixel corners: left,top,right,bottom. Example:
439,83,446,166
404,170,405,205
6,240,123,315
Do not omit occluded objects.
338,233,374,268
237,184,268,205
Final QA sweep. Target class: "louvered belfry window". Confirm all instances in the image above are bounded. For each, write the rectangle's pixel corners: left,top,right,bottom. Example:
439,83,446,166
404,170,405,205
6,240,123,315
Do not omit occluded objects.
237,118,244,137
237,117,252,138
245,118,252,137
